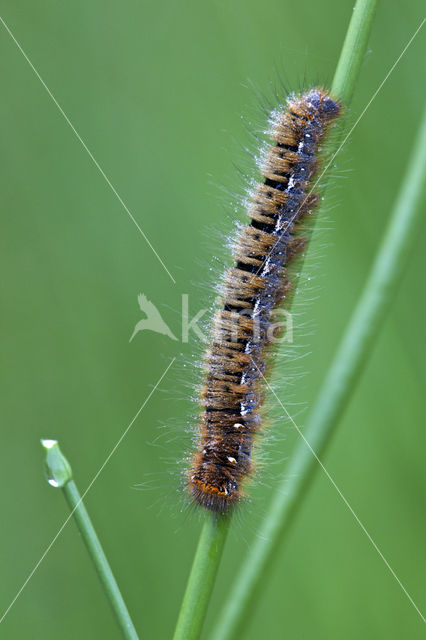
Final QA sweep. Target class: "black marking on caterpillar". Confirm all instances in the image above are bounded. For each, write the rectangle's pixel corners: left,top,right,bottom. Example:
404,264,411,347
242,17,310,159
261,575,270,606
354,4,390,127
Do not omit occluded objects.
188,88,341,511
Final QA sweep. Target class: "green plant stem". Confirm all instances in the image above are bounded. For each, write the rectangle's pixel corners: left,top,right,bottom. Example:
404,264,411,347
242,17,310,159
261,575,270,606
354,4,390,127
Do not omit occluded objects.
63,481,139,640
42,440,139,640
173,2,379,639
211,101,426,640
331,0,378,102
173,512,231,640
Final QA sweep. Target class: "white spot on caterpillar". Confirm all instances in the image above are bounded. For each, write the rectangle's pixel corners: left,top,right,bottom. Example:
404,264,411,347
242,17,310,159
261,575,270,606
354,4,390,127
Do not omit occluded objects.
234,423,243,429
227,457,237,464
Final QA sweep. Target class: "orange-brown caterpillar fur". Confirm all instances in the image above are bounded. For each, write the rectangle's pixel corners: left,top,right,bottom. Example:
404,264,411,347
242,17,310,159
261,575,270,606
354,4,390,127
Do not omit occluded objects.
188,88,341,511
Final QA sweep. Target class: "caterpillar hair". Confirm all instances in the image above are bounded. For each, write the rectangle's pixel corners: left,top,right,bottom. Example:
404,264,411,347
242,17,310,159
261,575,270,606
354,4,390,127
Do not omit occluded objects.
188,88,341,511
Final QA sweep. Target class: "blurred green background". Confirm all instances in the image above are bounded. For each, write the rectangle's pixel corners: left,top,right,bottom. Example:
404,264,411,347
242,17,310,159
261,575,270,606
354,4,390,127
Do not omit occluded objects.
1,1,425,638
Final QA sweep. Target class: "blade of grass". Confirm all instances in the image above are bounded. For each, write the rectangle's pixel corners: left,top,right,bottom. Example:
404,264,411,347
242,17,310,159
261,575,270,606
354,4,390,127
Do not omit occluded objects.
172,512,231,640
41,439,139,640
172,1,379,639
332,0,379,103
210,101,426,640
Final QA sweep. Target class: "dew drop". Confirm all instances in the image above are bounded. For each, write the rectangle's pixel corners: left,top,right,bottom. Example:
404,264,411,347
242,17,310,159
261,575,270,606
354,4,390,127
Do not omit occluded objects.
41,439,57,449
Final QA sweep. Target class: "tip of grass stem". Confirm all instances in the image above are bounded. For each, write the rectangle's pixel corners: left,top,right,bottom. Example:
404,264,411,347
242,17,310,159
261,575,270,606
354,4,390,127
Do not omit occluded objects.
41,438,72,488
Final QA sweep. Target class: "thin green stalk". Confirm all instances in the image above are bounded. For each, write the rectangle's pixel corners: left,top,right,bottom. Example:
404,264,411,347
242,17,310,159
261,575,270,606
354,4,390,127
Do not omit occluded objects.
331,0,378,103
173,512,231,640
211,101,426,640
172,2,379,639
41,440,139,640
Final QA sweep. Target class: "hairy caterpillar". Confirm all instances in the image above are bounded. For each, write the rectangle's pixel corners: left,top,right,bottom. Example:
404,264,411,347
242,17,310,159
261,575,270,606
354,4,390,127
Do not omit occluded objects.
188,88,341,511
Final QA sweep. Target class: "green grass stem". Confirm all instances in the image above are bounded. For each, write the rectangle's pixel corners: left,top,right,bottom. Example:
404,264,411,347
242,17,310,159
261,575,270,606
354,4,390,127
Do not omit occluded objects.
172,512,231,640
41,440,139,640
331,0,379,103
